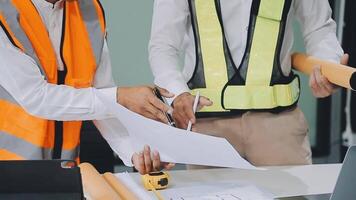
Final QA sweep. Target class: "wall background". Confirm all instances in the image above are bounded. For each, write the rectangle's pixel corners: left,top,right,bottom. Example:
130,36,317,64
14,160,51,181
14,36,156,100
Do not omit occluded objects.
101,1,318,146
101,0,154,86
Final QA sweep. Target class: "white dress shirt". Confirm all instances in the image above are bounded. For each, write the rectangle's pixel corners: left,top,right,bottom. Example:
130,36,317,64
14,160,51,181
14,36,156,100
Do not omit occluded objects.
149,0,344,100
0,0,134,166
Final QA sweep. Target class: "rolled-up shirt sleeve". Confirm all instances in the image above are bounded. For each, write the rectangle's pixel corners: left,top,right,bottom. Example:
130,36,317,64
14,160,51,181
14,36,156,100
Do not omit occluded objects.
294,0,343,63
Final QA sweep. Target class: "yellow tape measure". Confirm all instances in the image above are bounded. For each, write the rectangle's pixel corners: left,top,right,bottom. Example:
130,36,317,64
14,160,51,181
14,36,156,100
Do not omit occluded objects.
142,172,170,200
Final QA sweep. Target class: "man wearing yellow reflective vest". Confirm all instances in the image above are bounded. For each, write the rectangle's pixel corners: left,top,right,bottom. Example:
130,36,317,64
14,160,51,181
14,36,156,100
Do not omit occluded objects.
149,0,347,165
0,0,174,174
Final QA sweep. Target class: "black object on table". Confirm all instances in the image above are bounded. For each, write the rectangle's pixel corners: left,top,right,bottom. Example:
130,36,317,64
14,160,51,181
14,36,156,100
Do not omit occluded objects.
0,160,84,200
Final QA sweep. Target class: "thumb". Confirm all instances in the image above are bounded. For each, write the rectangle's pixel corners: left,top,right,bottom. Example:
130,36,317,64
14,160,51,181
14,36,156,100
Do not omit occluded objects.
198,96,213,111
199,96,213,106
157,86,175,98
341,53,349,66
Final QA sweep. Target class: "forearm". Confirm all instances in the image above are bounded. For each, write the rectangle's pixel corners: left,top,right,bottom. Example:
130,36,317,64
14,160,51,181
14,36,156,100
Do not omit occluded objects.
9,80,116,121
149,0,191,102
0,47,116,121
27,84,116,121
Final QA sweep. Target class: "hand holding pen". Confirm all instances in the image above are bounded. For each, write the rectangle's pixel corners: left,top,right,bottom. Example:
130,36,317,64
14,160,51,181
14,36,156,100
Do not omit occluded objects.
186,91,200,131
117,86,174,123
153,87,176,127
171,92,213,130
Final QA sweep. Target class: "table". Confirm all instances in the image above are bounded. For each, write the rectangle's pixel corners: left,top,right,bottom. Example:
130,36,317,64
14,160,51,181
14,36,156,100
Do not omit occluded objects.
122,164,341,199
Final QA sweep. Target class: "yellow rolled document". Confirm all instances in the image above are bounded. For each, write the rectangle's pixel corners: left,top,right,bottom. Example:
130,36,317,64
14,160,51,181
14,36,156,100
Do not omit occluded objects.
292,53,356,90
79,163,122,200
103,172,139,200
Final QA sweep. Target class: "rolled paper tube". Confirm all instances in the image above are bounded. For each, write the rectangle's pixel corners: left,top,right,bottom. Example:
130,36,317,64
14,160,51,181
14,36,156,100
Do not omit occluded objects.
103,172,139,200
292,53,356,90
79,163,122,200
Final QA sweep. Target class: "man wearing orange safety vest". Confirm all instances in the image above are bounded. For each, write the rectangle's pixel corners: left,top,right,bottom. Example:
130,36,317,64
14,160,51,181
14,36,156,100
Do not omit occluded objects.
149,0,348,166
0,0,173,174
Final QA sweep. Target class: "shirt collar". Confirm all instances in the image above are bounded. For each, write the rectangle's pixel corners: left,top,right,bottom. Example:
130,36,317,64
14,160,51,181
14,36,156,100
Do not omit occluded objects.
32,0,64,10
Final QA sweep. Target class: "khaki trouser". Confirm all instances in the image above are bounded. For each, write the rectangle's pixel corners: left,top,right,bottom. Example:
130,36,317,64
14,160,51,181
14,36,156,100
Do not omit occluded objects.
189,107,312,169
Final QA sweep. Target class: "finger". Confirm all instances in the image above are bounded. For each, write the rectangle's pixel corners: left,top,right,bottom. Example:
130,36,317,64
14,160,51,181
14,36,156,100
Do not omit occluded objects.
341,53,349,65
176,119,187,129
132,153,140,171
146,104,168,123
143,111,161,122
199,96,213,107
183,105,196,124
198,96,213,111
314,66,330,97
146,85,154,90
173,106,189,128
143,145,152,173
163,163,175,170
139,152,146,174
172,111,181,127
313,65,334,93
309,69,317,89
182,97,196,124
320,76,334,94
167,107,173,115
174,113,188,129
149,95,172,113
157,87,175,98
172,110,179,123
310,69,325,98
133,152,145,175
152,150,161,171
309,69,320,95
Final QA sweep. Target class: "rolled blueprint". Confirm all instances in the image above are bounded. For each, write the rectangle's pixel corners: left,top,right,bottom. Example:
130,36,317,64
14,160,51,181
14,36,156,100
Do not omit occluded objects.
292,53,356,90
79,163,122,200
103,172,139,200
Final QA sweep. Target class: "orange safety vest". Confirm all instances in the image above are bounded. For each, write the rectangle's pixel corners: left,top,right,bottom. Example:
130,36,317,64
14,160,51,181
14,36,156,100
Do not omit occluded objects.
0,0,106,162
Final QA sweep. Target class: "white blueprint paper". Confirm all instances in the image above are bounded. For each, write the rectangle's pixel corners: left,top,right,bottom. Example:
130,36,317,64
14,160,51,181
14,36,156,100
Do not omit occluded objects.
97,91,257,169
162,184,274,200
116,173,274,200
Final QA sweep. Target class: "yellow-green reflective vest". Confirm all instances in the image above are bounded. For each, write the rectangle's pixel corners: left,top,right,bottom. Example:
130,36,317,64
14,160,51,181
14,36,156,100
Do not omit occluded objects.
188,0,300,116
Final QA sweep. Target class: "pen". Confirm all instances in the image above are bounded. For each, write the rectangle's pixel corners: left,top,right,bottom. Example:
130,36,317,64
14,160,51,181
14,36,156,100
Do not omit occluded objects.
153,87,176,127
187,91,200,131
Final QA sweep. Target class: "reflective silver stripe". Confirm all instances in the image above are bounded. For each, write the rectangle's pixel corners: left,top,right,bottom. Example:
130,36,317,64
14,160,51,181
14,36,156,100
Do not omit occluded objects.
0,0,47,78
61,146,80,160
0,131,53,159
78,0,105,66
0,85,17,104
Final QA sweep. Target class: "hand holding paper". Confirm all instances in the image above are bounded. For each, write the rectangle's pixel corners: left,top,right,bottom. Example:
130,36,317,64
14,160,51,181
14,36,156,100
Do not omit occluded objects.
97,91,257,170
132,145,175,175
